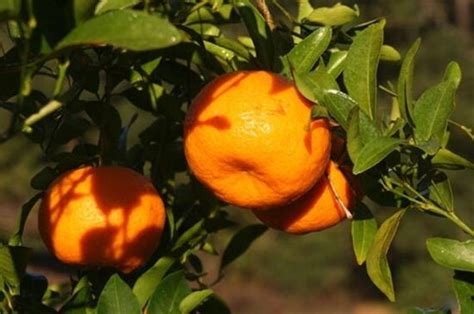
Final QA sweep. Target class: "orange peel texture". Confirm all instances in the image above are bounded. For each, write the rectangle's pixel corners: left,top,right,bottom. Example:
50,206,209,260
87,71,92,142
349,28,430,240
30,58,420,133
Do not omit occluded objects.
184,71,331,209
254,161,355,234
38,166,166,273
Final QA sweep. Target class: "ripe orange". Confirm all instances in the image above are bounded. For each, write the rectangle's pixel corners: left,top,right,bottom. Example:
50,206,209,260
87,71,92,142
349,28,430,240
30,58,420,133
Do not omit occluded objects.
38,166,166,273
184,71,331,209
253,161,355,234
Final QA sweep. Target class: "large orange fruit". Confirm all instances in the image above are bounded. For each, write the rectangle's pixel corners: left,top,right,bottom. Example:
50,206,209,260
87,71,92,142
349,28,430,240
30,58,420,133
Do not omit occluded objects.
184,71,331,209
254,161,355,234
38,166,166,273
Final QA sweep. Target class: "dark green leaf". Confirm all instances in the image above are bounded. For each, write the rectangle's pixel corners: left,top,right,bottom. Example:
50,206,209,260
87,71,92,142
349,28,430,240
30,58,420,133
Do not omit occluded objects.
351,203,378,265
195,294,231,314
366,209,405,302
97,274,140,314
57,10,181,51
220,224,267,271
353,137,403,174
0,245,31,287
147,271,191,314
308,63,339,91
453,271,474,314
20,273,48,302
306,3,358,26
172,220,205,251
432,149,474,170
133,256,176,307
344,21,384,119
9,193,43,246
234,0,275,70
426,238,474,272
323,90,357,130
288,27,332,74
413,81,456,154
95,0,140,14
397,38,421,125
61,277,93,314
179,289,214,314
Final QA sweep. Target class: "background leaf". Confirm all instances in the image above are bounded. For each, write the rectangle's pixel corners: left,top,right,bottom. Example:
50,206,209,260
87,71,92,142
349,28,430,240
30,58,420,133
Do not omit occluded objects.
306,3,358,26
95,0,140,14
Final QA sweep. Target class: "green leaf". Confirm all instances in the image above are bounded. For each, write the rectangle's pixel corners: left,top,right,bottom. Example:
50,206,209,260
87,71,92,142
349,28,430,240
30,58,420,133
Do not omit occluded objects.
380,45,401,62
432,148,474,170
453,271,474,314
147,271,191,314
366,209,405,302
57,10,181,51
443,61,462,89
397,38,421,125
308,63,339,91
426,238,474,272
327,50,347,79
220,224,267,271
0,245,31,287
353,137,403,174
351,203,378,265
234,0,275,70
132,256,176,308
172,219,205,251
288,27,332,74
95,0,140,14
306,3,358,26
297,0,313,22
0,0,21,21
68,0,98,25
9,193,43,246
428,173,453,212
61,277,93,314
323,90,357,130
179,289,214,314
97,274,140,314
347,107,382,162
413,81,456,154
343,21,384,119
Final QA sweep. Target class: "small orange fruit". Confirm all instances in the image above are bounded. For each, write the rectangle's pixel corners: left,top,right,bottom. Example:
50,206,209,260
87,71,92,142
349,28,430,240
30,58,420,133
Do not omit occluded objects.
38,166,166,273
184,71,331,209
253,161,355,234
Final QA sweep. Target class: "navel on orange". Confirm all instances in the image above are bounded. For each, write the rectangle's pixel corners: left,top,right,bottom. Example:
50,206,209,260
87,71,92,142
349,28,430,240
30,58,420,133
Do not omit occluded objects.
184,71,331,209
38,166,166,273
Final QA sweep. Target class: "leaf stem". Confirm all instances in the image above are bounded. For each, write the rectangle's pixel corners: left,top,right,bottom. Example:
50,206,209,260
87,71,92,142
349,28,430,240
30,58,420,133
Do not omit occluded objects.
448,119,474,140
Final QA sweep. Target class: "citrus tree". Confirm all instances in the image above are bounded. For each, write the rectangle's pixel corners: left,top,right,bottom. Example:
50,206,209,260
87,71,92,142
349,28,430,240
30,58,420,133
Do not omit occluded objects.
0,0,473,313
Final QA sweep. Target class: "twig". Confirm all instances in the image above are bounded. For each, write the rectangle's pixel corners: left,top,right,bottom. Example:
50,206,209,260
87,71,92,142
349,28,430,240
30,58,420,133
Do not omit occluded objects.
256,0,276,31
448,119,474,140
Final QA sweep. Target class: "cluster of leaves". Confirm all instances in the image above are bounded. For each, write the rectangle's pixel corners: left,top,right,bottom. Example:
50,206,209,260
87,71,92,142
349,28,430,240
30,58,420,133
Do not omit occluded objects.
0,0,473,313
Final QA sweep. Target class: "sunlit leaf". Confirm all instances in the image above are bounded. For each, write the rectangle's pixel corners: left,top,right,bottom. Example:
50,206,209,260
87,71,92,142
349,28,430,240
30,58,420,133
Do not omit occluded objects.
344,22,384,119
426,238,474,272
